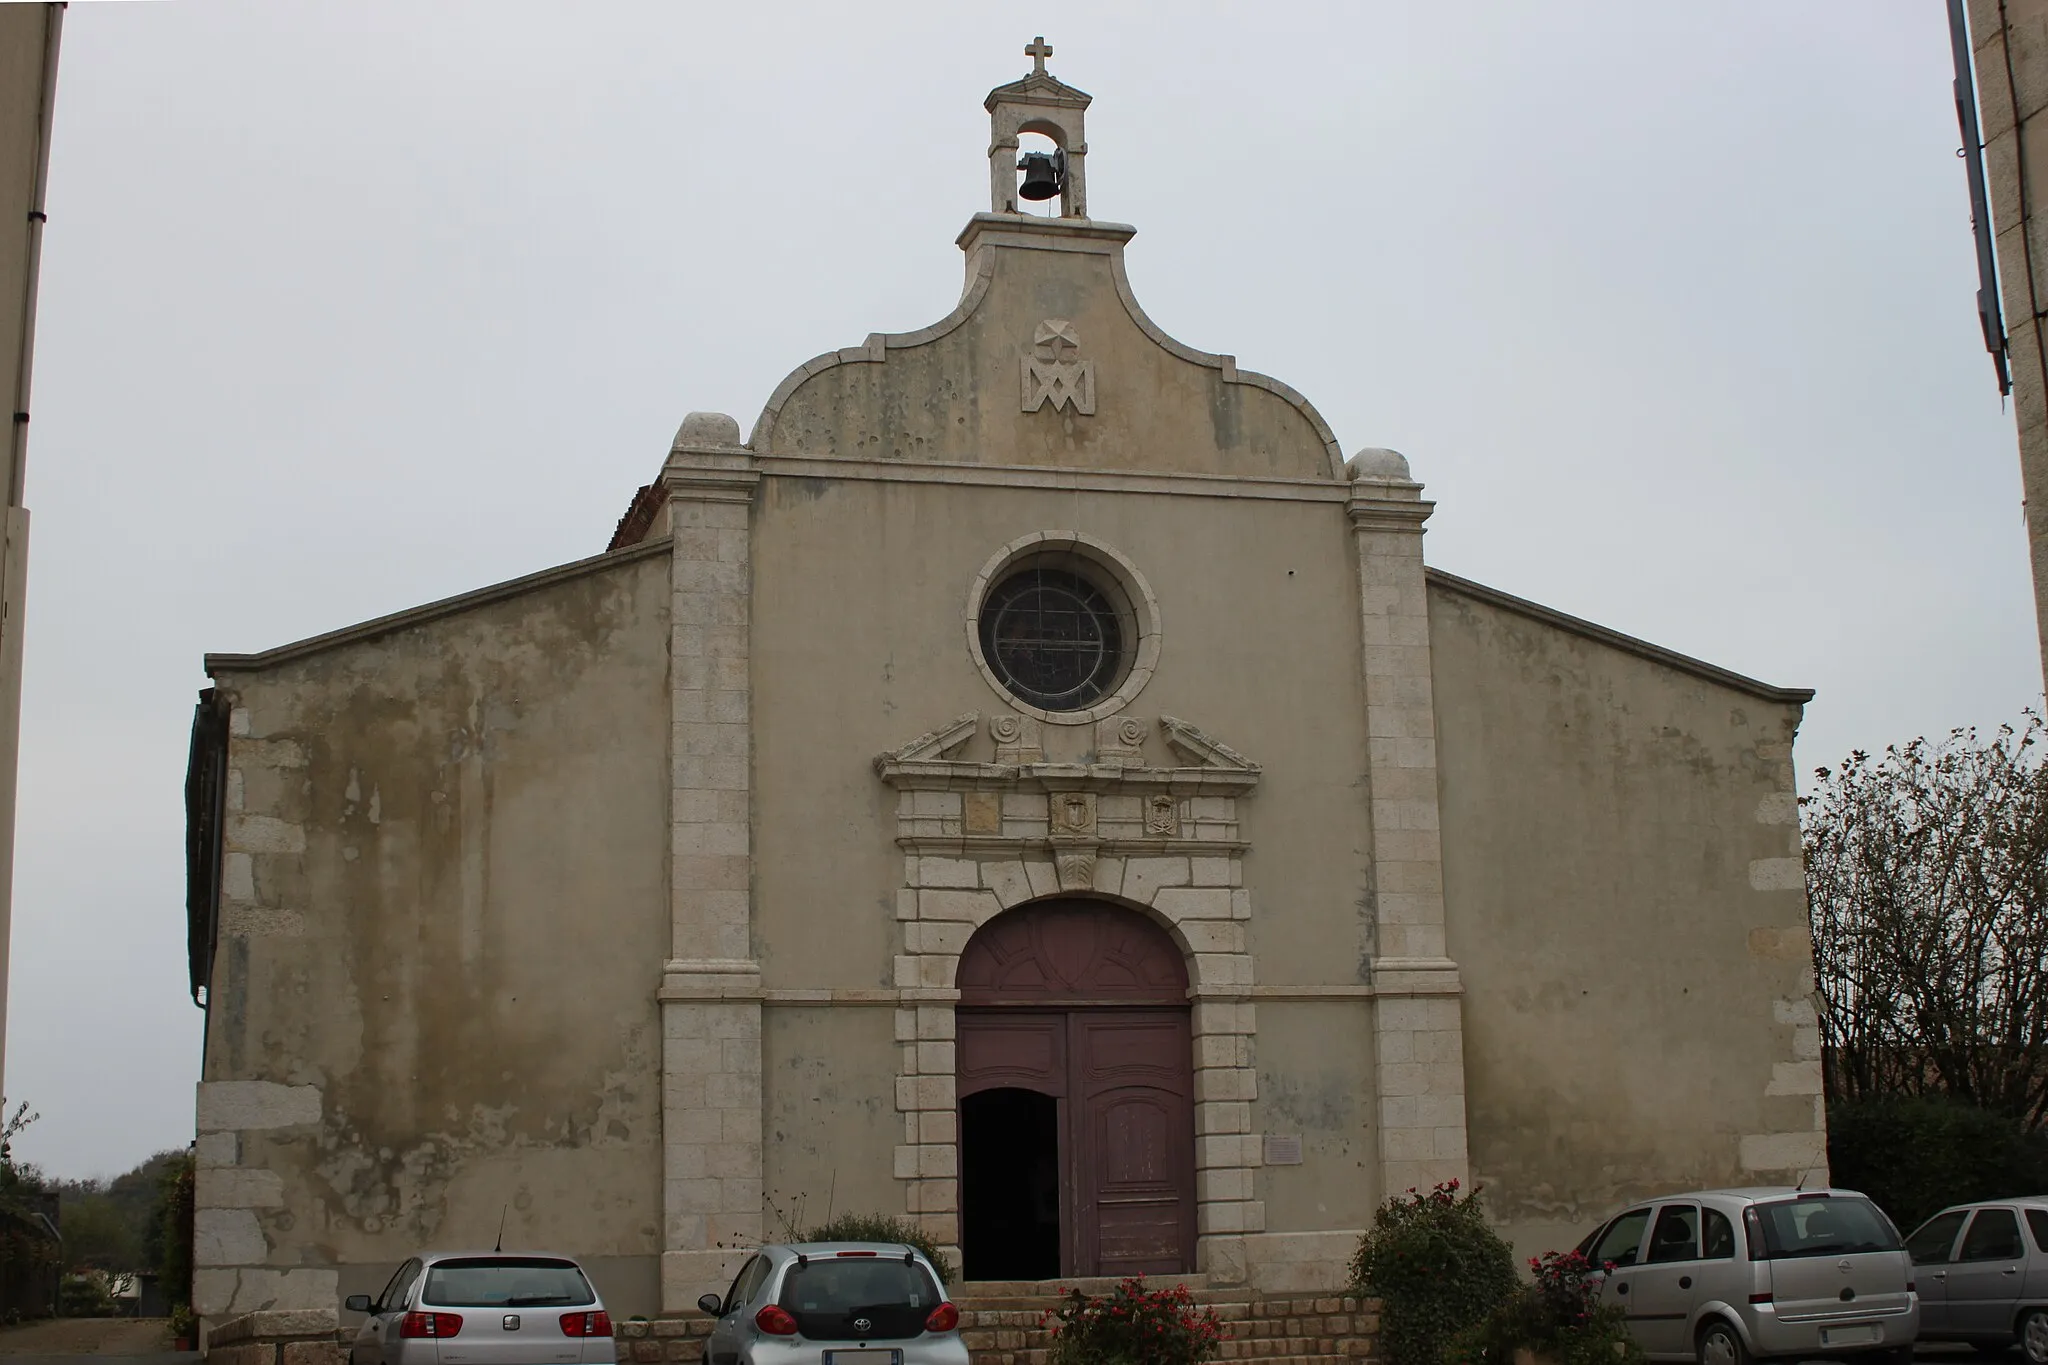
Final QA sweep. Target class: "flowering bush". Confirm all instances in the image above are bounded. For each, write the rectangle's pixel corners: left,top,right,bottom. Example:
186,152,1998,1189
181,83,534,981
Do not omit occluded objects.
1349,1181,1517,1365
1043,1276,1222,1365
1450,1250,1643,1365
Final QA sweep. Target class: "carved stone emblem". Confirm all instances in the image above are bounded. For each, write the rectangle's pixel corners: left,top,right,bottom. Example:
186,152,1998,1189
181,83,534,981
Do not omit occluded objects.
1145,793,1180,837
1051,791,1097,838
1021,318,1096,415
1055,850,1097,891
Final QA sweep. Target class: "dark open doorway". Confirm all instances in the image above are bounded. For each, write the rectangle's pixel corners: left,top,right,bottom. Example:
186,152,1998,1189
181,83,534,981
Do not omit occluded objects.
960,1087,1060,1281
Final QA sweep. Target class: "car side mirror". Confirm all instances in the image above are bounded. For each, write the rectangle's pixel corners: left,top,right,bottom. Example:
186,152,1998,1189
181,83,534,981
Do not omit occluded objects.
697,1294,725,1317
344,1296,373,1313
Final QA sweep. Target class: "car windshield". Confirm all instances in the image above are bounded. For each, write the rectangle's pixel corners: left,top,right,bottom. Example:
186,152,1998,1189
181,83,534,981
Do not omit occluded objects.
423,1257,595,1307
778,1257,941,1342
1752,1196,1901,1259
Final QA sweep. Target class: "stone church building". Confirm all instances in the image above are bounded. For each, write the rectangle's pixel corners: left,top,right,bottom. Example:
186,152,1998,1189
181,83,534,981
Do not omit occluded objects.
183,48,1826,1325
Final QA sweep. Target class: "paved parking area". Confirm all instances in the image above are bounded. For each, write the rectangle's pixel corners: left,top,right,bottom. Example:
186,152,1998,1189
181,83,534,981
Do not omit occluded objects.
0,1318,192,1364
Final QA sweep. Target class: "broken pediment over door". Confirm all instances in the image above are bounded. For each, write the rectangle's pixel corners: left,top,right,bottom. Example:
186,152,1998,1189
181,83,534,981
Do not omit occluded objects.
873,713,1260,891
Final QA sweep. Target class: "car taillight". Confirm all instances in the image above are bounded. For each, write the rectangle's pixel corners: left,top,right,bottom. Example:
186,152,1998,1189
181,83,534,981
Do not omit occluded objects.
560,1312,613,1337
755,1305,799,1336
925,1303,959,1333
1748,1293,1773,1305
400,1312,464,1338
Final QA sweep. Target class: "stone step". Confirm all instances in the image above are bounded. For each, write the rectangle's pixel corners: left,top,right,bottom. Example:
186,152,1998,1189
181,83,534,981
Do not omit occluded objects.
969,1355,1357,1365
954,1274,1213,1299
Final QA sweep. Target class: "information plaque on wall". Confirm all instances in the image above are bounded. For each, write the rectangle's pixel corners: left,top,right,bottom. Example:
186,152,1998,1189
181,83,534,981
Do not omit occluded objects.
1263,1134,1304,1166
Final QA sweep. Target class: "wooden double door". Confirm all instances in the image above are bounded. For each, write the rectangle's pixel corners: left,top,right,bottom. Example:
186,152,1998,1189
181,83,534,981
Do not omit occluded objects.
954,900,1196,1281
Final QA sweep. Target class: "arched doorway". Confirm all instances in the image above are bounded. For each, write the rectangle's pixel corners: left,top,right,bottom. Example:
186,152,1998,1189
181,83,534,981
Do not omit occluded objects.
955,899,1195,1281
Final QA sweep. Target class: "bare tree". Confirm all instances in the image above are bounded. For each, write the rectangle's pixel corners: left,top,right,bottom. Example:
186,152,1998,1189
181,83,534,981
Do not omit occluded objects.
1804,714,2048,1130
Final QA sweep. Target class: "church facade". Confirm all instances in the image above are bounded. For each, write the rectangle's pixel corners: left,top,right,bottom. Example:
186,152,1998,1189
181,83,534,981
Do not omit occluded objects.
183,50,1826,1326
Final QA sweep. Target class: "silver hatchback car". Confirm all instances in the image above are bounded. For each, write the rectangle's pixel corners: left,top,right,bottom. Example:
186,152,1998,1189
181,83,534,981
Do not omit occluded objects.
1902,1197,2048,1362
345,1252,616,1365
1575,1188,1918,1365
695,1243,967,1365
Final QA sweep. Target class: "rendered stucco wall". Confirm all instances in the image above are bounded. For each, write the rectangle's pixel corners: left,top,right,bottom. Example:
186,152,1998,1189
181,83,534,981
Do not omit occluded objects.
1428,582,1821,1264
759,1006,901,1240
196,551,671,1322
747,470,1384,1282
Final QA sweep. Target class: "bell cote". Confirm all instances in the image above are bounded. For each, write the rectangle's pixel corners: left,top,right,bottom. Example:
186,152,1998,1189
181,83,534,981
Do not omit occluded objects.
986,36,1091,218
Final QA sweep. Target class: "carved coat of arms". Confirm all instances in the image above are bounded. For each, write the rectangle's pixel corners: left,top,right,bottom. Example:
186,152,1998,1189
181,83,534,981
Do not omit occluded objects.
1021,318,1096,415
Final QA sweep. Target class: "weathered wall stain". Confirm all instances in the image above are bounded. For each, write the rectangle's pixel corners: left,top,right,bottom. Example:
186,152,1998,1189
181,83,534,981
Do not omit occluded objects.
1430,585,1819,1262
199,553,671,1315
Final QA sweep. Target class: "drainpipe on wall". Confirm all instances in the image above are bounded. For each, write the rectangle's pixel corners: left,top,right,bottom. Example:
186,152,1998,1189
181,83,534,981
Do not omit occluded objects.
0,2,65,1104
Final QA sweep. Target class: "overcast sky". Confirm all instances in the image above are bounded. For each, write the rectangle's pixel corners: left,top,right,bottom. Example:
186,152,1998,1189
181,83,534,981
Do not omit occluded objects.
8,1,2038,1179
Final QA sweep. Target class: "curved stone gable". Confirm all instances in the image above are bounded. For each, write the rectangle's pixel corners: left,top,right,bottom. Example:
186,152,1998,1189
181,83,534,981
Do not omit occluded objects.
752,216,1343,480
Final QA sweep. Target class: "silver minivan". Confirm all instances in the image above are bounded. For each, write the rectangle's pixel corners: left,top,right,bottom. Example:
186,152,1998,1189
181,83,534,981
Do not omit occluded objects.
345,1252,616,1365
695,1242,968,1365
1575,1188,1918,1365
1902,1197,2048,1362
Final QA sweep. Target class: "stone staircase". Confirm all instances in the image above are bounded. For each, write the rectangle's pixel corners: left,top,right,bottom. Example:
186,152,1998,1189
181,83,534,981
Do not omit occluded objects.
616,1281,1381,1365
955,1281,1379,1365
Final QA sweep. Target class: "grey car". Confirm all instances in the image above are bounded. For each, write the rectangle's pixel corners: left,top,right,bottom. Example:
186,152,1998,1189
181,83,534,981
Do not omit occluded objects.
1902,1198,2048,1362
1576,1188,1919,1365
344,1252,616,1365
695,1243,968,1365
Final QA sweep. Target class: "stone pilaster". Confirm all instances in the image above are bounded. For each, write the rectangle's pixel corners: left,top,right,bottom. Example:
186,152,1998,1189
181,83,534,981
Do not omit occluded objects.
659,414,762,1311
1346,449,1470,1197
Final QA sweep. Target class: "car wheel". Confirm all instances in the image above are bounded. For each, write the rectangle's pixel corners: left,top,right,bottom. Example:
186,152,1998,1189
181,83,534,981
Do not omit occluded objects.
1698,1319,1751,1365
2021,1310,2048,1365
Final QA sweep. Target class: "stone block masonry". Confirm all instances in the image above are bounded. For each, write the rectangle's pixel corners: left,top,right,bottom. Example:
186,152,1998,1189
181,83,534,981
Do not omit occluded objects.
1346,452,1470,1198
659,416,767,1311
203,1310,346,1365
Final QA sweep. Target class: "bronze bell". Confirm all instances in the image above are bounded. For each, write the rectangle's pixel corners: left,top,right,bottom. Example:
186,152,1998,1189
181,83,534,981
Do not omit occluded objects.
1017,150,1062,202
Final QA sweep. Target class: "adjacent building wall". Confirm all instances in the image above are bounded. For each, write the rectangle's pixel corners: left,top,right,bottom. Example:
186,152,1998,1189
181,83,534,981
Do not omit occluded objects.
0,3,61,1104
1971,0,2048,682
195,547,672,1323
1428,577,1822,1262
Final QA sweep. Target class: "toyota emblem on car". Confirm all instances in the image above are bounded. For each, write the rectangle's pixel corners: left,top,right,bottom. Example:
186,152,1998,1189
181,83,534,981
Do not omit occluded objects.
853,1318,871,1335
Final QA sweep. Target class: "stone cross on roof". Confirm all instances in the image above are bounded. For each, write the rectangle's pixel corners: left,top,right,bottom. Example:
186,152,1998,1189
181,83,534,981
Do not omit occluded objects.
1025,36,1053,77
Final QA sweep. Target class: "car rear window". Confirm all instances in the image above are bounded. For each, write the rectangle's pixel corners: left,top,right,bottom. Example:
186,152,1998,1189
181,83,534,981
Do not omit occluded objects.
1752,1196,1901,1260
423,1257,595,1307
779,1257,941,1341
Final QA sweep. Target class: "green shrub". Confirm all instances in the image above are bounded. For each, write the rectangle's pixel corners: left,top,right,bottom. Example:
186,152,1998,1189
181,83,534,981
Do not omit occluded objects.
1827,1094,2048,1232
802,1213,956,1285
156,1151,194,1305
57,1274,115,1318
1451,1251,1644,1365
1045,1277,1221,1365
1350,1181,1516,1365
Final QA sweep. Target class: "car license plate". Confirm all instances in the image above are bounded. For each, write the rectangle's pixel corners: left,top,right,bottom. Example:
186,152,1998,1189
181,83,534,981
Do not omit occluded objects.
824,1353,899,1365
1819,1326,1878,1347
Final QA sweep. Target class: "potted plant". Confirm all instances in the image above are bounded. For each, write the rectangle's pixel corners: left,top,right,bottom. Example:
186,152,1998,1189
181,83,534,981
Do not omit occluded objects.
168,1303,197,1351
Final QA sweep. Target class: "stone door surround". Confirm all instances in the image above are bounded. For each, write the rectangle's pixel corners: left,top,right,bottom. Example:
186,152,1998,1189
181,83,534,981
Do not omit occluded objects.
875,711,1264,1284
